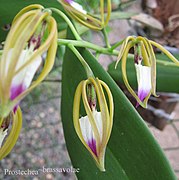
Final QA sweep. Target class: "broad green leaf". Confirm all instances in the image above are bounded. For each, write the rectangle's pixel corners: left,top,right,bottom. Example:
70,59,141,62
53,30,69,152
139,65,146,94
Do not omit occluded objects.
61,30,176,179
0,0,63,42
108,54,179,93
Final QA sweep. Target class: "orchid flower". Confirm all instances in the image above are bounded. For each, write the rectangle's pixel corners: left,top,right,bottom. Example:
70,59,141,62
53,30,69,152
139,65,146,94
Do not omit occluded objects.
59,0,111,30
115,36,179,108
73,77,114,171
0,5,57,118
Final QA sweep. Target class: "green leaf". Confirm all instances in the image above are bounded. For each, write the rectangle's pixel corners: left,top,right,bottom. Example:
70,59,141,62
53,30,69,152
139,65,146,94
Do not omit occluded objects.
0,0,63,42
108,54,179,93
61,31,176,179
109,11,137,20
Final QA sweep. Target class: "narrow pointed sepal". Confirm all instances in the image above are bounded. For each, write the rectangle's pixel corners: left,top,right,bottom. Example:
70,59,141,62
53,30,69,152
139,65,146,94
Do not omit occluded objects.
115,36,135,69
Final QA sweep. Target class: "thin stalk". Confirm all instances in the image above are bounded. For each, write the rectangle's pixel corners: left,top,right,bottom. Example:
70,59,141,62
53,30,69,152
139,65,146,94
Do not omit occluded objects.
58,39,119,56
49,8,81,40
58,39,179,68
102,28,111,48
110,39,124,51
68,45,94,77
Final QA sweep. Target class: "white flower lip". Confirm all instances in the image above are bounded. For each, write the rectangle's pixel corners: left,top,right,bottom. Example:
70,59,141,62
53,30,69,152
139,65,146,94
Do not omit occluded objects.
7,49,42,91
6,48,42,112
135,64,152,102
70,1,87,14
79,110,102,157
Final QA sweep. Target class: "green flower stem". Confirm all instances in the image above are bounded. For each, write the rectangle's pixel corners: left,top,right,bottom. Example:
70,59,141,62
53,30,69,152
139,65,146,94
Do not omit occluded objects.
110,39,124,51
49,8,81,41
58,39,119,56
102,28,111,48
95,52,101,59
58,39,179,68
68,45,94,77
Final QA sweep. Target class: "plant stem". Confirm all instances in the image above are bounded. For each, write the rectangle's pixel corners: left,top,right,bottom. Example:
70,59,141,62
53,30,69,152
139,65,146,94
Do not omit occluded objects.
49,8,81,40
58,39,179,67
58,39,119,56
102,28,111,48
110,40,124,51
68,45,94,77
